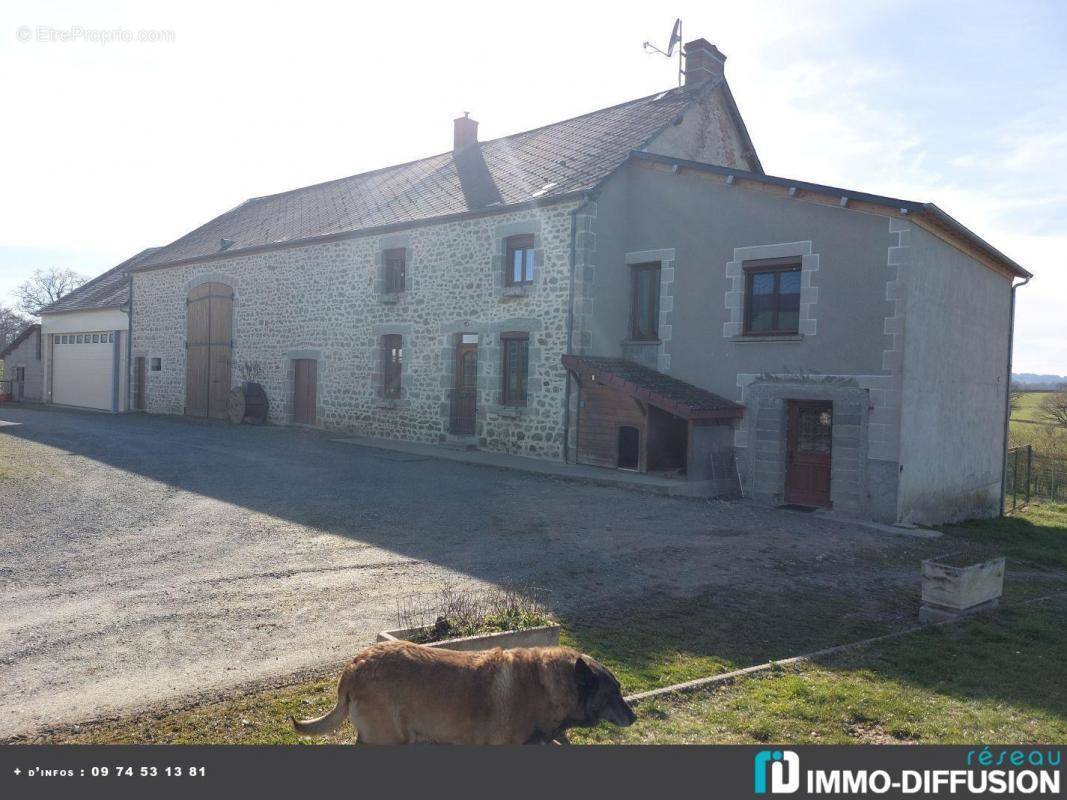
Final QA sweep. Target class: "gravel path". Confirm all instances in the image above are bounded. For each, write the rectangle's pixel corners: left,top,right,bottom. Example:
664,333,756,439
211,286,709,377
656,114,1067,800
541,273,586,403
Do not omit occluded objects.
0,407,942,738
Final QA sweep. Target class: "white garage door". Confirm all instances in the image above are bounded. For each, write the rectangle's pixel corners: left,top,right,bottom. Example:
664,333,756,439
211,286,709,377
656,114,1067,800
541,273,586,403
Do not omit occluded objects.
52,332,115,411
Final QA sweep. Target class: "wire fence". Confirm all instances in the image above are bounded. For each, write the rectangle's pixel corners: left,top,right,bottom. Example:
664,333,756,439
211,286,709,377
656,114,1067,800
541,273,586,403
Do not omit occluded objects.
1006,445,1067,511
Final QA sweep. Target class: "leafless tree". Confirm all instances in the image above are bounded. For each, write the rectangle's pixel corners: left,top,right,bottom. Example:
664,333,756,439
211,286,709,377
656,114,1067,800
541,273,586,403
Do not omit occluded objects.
15,267,88,317
1039,392,1067,429
0,305,30,349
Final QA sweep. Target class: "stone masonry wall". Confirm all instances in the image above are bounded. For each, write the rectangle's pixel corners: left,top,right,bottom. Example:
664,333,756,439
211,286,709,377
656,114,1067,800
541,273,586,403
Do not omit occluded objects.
131,201,581,460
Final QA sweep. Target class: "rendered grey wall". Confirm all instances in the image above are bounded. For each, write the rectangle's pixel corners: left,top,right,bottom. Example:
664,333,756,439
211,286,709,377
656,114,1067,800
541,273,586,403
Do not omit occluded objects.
585,161,909,519
1,329,43,402
591,163,896,389
895,227,1013,523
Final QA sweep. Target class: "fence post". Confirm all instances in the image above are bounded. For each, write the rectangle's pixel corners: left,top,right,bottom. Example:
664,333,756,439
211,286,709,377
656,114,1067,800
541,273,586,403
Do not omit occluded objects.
1025,445,1033,505
1011,448,1019,511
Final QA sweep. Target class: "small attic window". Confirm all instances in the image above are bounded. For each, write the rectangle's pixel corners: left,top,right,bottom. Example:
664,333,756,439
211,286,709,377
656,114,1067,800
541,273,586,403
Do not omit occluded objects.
220,238,235,251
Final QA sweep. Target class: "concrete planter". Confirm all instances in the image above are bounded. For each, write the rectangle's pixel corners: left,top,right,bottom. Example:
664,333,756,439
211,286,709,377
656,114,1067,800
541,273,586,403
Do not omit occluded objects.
920,551,1005,623
377,624,560,652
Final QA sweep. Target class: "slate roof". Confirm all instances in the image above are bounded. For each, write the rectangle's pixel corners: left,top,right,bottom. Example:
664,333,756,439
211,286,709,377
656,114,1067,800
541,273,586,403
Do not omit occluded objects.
562,355,744,420
133,83,720,271
40,247,162,314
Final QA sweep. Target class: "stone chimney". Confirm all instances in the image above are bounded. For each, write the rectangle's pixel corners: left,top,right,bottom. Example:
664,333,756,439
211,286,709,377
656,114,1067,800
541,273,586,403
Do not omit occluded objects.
453,113,478,152
683,38,726,86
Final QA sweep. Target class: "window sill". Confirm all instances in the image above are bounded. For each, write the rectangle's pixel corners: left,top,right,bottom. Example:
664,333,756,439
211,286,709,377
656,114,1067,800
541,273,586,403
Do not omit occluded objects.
730,333,804,343
379,292,402,305
487,405,528,418
375,398,409,410
621,338,661,346
500,285,533,298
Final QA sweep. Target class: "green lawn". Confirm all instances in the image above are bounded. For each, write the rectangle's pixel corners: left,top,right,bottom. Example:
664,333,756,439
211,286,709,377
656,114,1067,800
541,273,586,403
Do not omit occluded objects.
575,596,1067,744
1012,391,1055,424
18,504,1067,745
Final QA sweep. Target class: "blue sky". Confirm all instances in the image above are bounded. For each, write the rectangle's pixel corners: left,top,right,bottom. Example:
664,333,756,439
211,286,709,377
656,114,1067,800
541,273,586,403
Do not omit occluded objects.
1,0,1063,372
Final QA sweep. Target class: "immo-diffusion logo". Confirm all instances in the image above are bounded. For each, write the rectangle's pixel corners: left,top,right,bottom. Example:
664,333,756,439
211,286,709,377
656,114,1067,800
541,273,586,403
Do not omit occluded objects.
754,750,801,794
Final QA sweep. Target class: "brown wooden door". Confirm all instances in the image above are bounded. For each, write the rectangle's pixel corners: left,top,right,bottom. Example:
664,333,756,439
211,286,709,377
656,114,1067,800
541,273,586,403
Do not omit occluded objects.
134,357,146,411
14,367,25,401
450,340,477,435
293,359,317,425
785,401,833,507
185,282,233,419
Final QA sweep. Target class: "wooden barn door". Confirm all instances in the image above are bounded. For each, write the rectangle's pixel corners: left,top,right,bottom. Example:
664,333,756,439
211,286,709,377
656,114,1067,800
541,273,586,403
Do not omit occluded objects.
186,282,233,419
293,359,317,425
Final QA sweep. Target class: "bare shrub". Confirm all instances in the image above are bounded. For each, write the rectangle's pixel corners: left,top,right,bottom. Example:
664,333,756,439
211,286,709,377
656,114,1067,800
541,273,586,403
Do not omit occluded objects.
394,582,554,643
238,360,265,384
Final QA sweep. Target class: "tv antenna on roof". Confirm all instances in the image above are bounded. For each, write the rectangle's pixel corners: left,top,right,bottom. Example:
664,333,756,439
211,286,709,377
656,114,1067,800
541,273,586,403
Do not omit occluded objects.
643,18,683,86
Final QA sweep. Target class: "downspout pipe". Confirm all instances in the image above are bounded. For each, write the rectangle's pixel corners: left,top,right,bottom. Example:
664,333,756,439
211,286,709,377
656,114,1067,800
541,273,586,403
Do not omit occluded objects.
563,193,594,464
125,272,133,413
1000,274,1031,514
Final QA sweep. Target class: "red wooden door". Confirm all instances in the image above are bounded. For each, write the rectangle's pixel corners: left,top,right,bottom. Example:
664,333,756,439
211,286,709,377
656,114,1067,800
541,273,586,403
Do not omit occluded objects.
450,341,477,434
293,359,317,425
785,401,833,507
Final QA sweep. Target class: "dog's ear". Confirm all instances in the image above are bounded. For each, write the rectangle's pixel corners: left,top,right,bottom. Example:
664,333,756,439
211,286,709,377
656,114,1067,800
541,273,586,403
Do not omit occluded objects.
574,656,598,699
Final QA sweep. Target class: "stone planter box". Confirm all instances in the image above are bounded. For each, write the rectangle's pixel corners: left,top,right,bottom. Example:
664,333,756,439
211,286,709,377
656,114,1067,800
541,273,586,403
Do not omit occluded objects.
377,624,560,652
920,551,1005,623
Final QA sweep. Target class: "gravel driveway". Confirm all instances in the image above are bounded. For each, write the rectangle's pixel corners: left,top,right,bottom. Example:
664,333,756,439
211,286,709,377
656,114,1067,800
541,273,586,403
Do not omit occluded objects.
0,407,941,738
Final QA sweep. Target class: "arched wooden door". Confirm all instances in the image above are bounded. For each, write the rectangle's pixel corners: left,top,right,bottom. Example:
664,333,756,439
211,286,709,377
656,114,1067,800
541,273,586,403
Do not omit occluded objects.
185,282,233,419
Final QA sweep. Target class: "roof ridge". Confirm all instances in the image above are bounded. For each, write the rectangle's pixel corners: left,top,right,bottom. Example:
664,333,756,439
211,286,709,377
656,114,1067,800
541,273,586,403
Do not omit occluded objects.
240,85,695,206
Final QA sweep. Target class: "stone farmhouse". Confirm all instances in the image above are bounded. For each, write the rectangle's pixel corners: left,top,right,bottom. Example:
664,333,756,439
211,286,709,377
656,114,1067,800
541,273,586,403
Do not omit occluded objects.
45,38,1028,524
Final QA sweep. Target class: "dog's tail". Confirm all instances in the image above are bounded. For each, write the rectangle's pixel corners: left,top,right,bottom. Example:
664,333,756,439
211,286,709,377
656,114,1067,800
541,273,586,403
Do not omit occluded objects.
292,690,350,736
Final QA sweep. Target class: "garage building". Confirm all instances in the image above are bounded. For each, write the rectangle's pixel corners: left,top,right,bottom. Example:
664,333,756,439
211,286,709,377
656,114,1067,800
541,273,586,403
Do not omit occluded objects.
40,247,159,412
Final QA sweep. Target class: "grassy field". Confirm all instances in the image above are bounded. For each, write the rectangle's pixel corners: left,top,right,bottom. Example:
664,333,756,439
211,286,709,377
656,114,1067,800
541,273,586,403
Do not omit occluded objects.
577,595,1067,744
18,504,1067,746
1012,391,1055,424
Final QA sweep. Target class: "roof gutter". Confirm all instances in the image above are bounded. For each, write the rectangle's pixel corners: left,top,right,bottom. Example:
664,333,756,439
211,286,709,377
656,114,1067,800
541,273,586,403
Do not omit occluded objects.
629,151,1030,280
125,273,133,413
918,204,1032,279
1000,273,1032,514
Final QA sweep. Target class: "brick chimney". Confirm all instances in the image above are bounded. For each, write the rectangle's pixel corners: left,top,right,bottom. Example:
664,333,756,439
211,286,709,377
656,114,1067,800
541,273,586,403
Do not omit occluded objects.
683,38,726,86
453,113,478,152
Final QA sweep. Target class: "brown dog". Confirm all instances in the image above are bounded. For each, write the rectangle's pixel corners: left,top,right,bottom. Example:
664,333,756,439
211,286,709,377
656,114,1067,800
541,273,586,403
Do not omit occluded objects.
292,640,636,744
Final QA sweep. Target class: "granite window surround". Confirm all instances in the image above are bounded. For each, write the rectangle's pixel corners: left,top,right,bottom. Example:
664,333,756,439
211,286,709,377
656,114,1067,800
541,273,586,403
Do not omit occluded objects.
374,234,413,304
439,317,544,421
492,220,544,300
499,331,530,407
620,248,675,373
370,324,414,409
724,241,819,339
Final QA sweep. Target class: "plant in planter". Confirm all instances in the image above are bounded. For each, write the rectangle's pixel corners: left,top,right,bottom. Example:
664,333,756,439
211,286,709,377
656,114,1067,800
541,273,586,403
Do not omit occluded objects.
227,360,269,425
378,584,560,651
